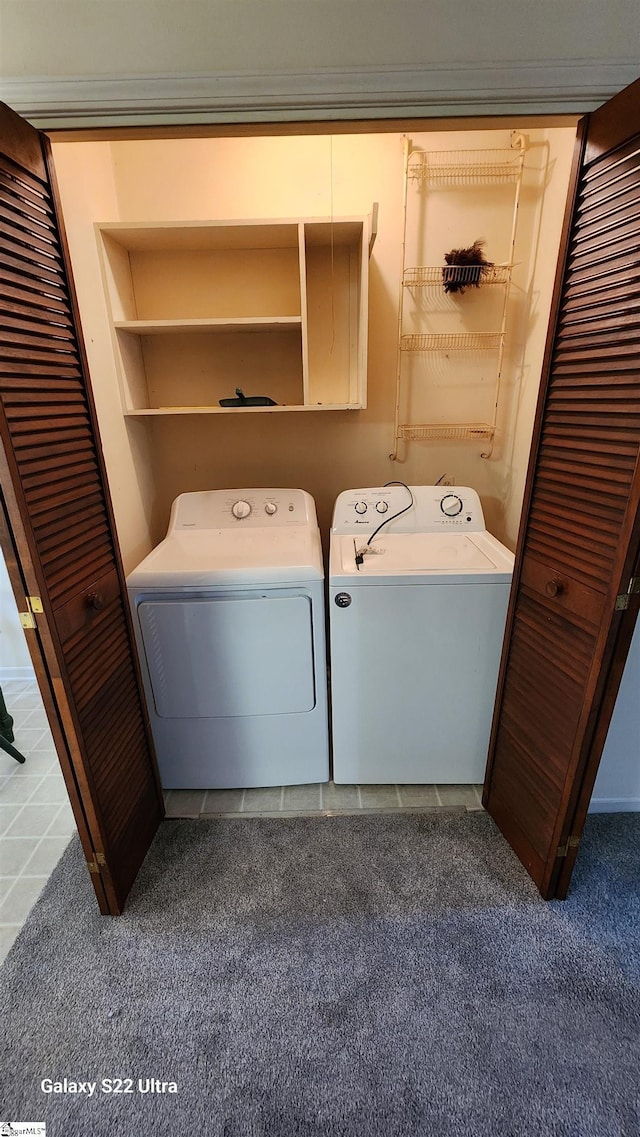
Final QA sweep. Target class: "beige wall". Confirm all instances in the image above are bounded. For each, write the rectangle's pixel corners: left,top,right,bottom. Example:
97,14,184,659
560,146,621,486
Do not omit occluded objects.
51,122,576,566
493,127,577,547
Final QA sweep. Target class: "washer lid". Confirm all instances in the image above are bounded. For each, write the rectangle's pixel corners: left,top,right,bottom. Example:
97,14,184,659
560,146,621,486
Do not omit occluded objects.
128,527,324,588
330,531,513,583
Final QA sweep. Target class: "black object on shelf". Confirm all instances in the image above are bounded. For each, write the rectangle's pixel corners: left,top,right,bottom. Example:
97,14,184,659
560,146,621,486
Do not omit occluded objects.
219,387,277,408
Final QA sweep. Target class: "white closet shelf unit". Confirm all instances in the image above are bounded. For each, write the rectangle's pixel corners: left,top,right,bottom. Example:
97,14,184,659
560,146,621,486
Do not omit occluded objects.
390,134,526,460
96,216,372,415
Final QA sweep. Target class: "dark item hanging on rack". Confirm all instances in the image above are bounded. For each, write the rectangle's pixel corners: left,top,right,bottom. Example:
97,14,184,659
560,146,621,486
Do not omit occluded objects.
442,240,494,295
219,387,277,407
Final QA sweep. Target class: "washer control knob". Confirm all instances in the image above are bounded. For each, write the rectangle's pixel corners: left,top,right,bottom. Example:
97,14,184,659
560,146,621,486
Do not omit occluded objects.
354,501,368,515
264,502,278,515
232,500,252,520
440,494,463,517
376,501,389,514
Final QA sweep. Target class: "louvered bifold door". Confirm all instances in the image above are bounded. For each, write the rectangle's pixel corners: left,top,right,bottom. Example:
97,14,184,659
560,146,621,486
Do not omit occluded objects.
484,77,640,900
0,102,163,914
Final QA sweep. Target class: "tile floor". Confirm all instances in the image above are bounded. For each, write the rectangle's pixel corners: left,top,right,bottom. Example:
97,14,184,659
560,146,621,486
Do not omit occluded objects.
0,678,76,964
165,781,485,818
0,678,485,966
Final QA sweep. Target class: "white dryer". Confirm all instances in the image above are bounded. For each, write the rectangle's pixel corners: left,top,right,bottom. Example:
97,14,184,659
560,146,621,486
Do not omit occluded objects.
127,489,329,789
329,485,514,784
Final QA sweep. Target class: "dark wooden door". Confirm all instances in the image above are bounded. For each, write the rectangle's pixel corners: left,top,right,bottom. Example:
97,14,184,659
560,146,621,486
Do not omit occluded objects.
484,77,640,899
0,101,163,915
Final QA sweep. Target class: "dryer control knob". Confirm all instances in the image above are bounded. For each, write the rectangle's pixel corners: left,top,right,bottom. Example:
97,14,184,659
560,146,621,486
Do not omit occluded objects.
375,501,389,514
354,501,368,515
264,502,278,515
232,500,252,519
440,493,463,517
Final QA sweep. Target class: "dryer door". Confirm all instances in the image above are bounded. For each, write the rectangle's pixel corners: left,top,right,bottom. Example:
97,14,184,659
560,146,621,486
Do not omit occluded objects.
137,593,316,718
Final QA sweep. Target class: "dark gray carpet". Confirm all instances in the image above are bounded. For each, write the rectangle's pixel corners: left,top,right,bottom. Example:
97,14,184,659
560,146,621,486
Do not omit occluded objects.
1,811,639,1136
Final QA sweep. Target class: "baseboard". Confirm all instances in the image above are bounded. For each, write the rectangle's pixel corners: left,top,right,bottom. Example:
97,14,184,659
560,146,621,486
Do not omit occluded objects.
588,797,640,814
0,666,36,683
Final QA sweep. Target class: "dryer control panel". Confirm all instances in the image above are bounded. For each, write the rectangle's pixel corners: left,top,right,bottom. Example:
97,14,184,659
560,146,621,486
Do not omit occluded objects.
332,485,486,534
168,488,317,531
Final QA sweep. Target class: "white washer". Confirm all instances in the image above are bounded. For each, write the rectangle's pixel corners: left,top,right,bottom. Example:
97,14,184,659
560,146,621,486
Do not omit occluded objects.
329,485,514,784
127,489,329,789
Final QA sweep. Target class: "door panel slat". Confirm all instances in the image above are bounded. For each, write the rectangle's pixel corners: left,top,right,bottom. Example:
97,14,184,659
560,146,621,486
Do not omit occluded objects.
0,321,76,345
0,234,63,272
0,191,54,230
0,252,65,287
0,217,60,258
572,198,640,244
0,280,72,315
0,186,53,227
0,152,49,200
562,252,640,292
532,487,624,528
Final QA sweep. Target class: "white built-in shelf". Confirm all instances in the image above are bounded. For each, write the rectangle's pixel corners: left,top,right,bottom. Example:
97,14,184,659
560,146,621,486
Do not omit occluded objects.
97,217,370,415
123,403,359,417
114,317,303,335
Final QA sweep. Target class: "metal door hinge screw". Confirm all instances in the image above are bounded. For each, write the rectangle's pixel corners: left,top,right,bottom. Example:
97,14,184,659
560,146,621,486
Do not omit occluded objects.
615,577,640,610
18,596,43,628
86,852,107,873
557,836,580,858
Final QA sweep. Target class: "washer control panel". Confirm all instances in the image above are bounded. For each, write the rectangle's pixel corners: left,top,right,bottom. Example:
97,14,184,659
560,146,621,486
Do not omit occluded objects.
332,485,485,534
170,489,316,530
440,493,463,517
346,498,394,519
231,499,252,520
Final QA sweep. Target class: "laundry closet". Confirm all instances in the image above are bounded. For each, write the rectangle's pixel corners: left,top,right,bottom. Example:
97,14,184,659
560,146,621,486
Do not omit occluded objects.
44,118,638,808
2,100,640,913
48,122,577,563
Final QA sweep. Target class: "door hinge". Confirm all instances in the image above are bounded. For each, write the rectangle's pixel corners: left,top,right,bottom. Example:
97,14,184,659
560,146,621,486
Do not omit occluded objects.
86,852,107,874
18,596,43,628
615,577,640,610
557,835,580,858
